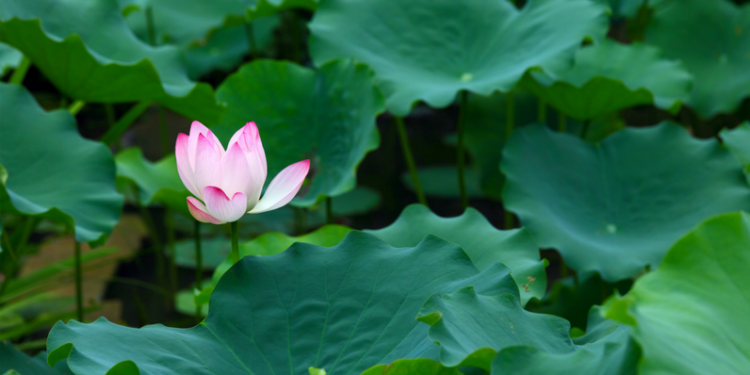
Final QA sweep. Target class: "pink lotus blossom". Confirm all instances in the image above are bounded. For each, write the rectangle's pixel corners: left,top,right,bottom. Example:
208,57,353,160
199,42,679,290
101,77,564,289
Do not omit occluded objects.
176,121,310,224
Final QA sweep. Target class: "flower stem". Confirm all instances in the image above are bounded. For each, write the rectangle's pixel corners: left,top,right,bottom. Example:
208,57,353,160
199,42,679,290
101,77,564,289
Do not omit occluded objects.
68,100,86,116
230,221,239,264
395,116,427,206
580,119,591,140
194,220,203,288
158,105,169,157
165,209,177,296
456,91,469,210
100,101,153,146
244,21,259,59
74,240,84,322
9,56,31,85
326,197,333,224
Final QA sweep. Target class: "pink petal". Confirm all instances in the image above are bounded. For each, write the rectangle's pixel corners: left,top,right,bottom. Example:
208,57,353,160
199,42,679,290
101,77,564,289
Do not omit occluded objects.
175,133,200,197
187,197,223,224
193,134,222,200
188,121,224,168
204,186,247,223
249,160,310,213
221,142,252,197
230,122,268,179
241,132,266,210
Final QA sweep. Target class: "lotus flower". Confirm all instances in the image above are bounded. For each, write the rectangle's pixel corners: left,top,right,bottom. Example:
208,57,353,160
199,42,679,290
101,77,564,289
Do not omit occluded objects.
176,121,310,224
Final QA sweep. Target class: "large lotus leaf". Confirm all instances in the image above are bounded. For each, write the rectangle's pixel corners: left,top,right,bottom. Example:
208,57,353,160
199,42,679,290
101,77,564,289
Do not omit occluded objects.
502,122,750,281
185,16,279,79
240,0,317,20
361,359,461,375
0,341,60,375
47,232,516,374
114,148,190,217
0,0,224,124
520,40,692,121
720,122,750,167
605,212,750,374
416,287,572,371
365,204,546,305
0,83,122,245
0,42,20,76
309,0,608,116
644,0,750,118
457,91,624,200
212,59,384,206
492,307,638,375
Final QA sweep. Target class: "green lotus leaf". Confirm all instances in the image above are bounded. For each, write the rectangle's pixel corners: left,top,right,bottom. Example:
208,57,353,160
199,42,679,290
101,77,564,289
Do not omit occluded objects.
604,212,750,374
184,16,279,79
361,359,461,375
0,0,224,124
720,121,750,167
47,232,515,374
644,0,750,118
240,0,317,20
520,40,692,121
417,287,572,371
455,91,624,200
0,341,61,375
526,274,629,330
114,148,190,217
211,59,384,206
0,42,21,76
492,307,639,375
365,204,546,305
594,0,645,18
0,83,122,245
502,122,750,281
309,0,608,116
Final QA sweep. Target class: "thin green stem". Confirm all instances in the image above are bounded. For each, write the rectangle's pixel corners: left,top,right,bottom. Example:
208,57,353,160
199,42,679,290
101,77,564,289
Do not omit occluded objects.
538,99,547,123
105,103,115,127
194,220,202,289
133,188,165,288
394,116,427,206
558,112,566,132
244,21,259,59
286,10,303,63
158,105,169,157
9,56,31,85
230,221,239,265
581,119,591,140
194,220,203,323
326,197,333,224
165,209,177,296
68,100,86,116
100,101,152,146
74,240,83,322
294,207,307,235
456,91,470,210
560,259,569,278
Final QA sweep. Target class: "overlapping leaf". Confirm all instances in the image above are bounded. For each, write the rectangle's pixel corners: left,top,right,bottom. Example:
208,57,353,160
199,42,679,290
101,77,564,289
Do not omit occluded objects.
520,40,692,120
365,204,546,304
309,0,608,116
0,83,122,245
0,42,20,76
47,232,514,374
114,148,190,217
0,0,224,123
502,122,750,281
605,212,750,374
645,0,750,117
0,341,64,375
211,59,384,206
